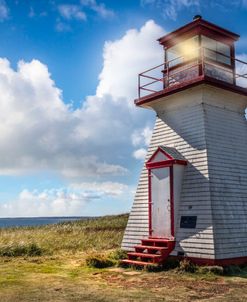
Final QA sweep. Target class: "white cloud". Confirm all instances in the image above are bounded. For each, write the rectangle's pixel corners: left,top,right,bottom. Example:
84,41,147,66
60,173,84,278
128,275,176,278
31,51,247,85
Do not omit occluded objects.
141,0,247,20
0,20,164,180
0,0,8,21
131,126,152,147
0,188,94,217
141,0,200,20
132,126,152,161
133,148,147,160
236,53,247,88
55,21,71,32
58,4,86,21
97,20,164,101
70,181,128,196
80,0,115,18
0,181,131,217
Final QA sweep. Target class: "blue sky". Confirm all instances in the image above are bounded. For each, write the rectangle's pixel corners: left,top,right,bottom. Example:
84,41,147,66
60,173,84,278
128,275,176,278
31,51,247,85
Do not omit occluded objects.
0,0,246,217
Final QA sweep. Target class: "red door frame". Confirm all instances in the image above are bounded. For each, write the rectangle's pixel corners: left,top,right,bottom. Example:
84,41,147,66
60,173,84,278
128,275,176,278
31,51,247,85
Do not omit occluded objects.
146,148,187,239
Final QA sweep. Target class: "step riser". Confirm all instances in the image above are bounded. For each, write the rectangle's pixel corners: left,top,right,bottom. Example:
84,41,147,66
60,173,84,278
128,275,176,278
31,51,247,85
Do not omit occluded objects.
142,241,167,246
128,256,160,264
141,240,174,249
135,248,168,255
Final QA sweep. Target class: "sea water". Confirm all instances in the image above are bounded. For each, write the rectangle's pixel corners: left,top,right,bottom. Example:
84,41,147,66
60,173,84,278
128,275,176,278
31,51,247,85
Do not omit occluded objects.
0,217,87,228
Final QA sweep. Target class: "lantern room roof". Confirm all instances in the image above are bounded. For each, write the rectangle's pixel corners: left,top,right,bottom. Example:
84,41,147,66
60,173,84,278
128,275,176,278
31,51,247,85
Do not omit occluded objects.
158,17,240,48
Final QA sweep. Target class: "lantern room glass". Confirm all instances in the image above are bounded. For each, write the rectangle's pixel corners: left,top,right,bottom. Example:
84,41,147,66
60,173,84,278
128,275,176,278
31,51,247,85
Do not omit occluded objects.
166,36,199,67
201,36,231,65
165,35,231,67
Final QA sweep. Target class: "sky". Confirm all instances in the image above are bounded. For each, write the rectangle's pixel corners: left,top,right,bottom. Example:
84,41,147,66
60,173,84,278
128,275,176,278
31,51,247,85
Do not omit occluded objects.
0,0,246,217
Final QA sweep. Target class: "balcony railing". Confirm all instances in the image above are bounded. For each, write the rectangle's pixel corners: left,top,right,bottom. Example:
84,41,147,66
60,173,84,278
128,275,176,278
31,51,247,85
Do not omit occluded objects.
138,47,247,99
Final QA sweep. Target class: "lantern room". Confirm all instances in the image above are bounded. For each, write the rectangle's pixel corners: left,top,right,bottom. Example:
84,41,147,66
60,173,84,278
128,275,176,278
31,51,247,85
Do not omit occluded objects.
136,16,247,107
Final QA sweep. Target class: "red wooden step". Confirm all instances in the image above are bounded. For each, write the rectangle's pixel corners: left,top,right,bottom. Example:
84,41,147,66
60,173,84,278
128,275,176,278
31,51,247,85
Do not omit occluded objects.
145,238,172,242
121,259,157,266
128,252,162,259
142,238,172,245
134,245,168,252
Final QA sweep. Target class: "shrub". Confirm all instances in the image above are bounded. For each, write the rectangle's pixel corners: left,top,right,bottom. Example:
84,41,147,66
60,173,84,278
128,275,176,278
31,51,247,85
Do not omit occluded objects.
162,257,180,270
109,249,128,261
223,265,242,276
0,243,44,257
178,259,197,273
85,253,115,268
198,265,224,275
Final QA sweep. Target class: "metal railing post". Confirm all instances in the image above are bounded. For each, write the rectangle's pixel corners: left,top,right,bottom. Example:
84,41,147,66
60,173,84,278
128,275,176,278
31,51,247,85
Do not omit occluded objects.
138,74,140,98
167,62,169,88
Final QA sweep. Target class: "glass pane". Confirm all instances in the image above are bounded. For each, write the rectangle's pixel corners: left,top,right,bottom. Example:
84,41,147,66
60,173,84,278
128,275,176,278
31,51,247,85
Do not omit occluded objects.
216,41,231,65
217,41,230,56
202,36,216,50
217,53,231,65
202,36,217,60
167,45,183,67
202,36,231,65
166,36,199,67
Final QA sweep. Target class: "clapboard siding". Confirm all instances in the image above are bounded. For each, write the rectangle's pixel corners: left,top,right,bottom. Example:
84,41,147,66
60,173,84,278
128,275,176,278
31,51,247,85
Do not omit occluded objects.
122,102,215,257
122,85,247,261
204,101,247,259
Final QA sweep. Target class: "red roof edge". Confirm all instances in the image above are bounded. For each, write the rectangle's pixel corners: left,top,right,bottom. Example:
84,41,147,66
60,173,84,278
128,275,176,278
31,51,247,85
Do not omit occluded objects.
158,18,240,46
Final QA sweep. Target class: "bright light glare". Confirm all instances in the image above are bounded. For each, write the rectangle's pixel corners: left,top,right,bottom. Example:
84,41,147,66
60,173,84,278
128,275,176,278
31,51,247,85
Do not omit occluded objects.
167,37,199,63
177,39,199,60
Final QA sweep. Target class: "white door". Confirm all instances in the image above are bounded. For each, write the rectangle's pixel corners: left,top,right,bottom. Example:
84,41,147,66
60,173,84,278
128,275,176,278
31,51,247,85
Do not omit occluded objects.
151,167,171,238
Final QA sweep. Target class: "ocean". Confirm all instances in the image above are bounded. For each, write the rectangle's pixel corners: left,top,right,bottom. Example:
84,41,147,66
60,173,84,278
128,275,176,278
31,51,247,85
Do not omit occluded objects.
0,217,88,229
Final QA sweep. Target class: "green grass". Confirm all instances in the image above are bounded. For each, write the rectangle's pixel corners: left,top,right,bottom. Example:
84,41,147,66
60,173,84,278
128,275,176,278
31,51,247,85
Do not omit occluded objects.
0,214,246,301
0,214,128,255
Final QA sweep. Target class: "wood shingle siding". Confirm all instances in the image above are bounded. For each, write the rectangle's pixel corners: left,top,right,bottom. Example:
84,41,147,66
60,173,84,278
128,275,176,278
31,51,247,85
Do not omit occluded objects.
122,85,247,260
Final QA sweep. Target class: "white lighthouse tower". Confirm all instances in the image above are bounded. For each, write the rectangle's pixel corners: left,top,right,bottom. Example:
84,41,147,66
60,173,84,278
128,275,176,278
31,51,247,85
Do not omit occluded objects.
122,16,247,266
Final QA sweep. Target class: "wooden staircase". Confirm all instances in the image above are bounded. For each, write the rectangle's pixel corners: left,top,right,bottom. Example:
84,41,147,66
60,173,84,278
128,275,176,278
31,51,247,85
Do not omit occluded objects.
121,238,175,267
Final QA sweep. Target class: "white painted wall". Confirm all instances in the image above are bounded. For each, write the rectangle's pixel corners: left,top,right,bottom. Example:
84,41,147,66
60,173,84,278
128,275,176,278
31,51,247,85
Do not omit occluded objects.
122,84,247,260
173,164,185,234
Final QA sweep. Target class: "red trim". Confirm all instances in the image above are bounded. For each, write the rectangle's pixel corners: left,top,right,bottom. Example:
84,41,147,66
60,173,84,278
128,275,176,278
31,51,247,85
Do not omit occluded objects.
146,148,187,239
158,18,239,48
174,160,187,165
170,255,247,267
146,159,187,169
147,146,173,163
148,169,152,236
146,160,174,169
170,166,174,237
135,75,247,108
146,146,187,168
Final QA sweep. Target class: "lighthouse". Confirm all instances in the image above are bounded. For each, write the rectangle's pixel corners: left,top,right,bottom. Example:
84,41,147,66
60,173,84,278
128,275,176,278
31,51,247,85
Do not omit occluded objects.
122,16,247,266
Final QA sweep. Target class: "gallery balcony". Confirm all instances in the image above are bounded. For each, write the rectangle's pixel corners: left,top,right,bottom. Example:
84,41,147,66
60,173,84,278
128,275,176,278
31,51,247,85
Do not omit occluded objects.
135,47,247,107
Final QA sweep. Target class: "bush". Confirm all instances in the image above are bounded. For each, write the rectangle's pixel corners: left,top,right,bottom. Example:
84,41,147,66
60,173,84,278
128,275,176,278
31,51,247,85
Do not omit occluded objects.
85,253,115,268
0,243,44,257
162,257,180,270
178,259,197,273
109,249,128,261
223,265,242,276
198,265,224,275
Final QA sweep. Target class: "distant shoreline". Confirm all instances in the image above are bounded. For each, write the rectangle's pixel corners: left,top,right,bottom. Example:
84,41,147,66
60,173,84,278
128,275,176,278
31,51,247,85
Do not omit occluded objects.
0,216,95,229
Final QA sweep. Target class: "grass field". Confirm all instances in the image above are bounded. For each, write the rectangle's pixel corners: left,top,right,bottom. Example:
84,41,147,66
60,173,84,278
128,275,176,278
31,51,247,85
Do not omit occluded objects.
0,214,246,302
